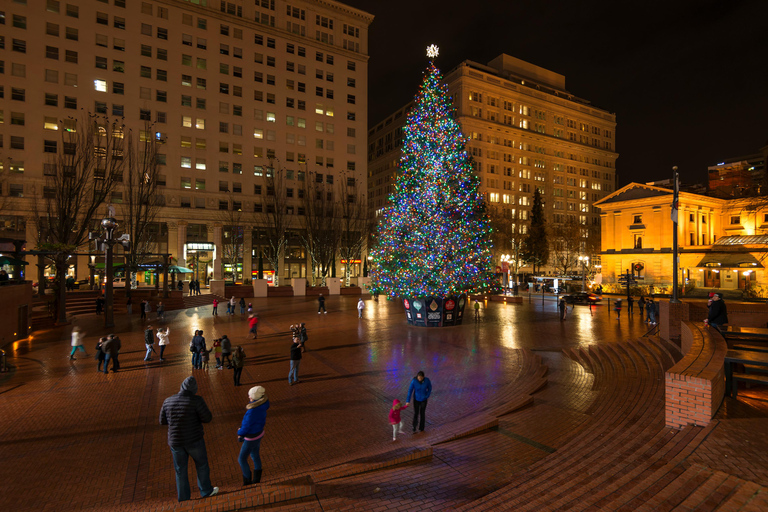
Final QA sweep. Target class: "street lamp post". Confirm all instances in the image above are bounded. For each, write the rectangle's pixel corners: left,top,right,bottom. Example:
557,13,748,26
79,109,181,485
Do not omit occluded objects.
578,255,590,292
500,254,511,294
90,207,130,329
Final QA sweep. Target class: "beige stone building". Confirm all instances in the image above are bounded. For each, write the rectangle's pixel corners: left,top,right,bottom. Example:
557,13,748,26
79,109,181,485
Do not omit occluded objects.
368,54,618,274
595,182,768,294
0,0,373,284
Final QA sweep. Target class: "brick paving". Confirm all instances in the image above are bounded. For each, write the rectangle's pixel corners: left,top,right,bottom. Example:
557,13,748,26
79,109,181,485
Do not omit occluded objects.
1,297,767,511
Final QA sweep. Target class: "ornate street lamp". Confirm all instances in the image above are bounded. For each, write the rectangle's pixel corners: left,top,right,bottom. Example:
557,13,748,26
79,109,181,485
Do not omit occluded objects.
578,255,590,292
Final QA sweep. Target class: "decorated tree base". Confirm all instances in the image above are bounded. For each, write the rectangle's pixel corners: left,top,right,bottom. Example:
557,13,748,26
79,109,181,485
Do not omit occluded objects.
403,294,467,327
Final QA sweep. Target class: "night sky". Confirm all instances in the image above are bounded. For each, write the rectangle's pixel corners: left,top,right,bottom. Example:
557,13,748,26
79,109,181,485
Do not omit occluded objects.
348,0,768,187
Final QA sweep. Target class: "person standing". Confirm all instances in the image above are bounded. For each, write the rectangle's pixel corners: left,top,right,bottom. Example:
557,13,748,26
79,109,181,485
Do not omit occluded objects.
232,346,246,386
229,296,237,316
239,297,246,315
627,296,634,315
95,337,106,372
159,376,219,502
357,298,365,318
406,371,432,434
638,296,646,318
221,335,233,368
95,295,104,315
473,299,481,320
126,296,133,315
102,334,121,373
237,386,270,485
191,330,206,369
157,301,165,321
248,314,259,339
647,297,656,324
158,327,170,361
288,336,303,385
144,300,152,321
389,399,408,442
614,299,622,320
212,298,218,316
558,296,567,321
140,300,147,320
299,323,308,350
318,293,326,314
144,326,156,361
69,326,87,360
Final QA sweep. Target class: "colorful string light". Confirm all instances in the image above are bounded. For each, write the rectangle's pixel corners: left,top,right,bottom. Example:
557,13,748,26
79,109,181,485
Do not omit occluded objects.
370,62,497,298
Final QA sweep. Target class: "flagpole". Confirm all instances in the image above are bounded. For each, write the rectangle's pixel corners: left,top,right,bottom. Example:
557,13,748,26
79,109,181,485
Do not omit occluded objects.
671,166,680,303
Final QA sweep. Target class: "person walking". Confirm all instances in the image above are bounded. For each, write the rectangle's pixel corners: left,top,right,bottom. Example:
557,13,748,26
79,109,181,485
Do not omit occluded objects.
191,330,206,370
158,327,170,361
288,336,303,385
69,326,87,360
558,296,567,321
95,295,104,315
389,399,408,442
239,297,246,315
229,296,237,316
627,296,634,315
318,293,326,314
237,386,270,485
201,345,212,371
144,300,152,321
212,298,218,316
144,325,156,361
357,298,365,318
232,346,246,386
102,334,121,373
221,335,233,368
159,376,219,502
473,299,481,321
95,337,106,372
614,299,622,320
157,301,165,321
406,371,432,434
140,300,147,320
126,296,133,315
248,314,259,339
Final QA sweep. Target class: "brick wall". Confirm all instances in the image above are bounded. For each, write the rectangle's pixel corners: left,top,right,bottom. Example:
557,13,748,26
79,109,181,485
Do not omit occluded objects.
0,283,34,346
665,321,726,429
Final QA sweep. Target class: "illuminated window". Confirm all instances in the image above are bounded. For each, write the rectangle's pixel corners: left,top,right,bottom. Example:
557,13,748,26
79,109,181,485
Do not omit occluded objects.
94,79,107,92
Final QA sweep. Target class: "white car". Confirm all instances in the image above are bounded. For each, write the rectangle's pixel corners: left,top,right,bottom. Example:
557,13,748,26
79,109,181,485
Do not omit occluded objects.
104,277,127,288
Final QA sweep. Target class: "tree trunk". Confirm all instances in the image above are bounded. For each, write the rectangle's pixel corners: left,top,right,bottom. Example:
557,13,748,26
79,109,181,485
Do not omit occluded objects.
56,258,68,324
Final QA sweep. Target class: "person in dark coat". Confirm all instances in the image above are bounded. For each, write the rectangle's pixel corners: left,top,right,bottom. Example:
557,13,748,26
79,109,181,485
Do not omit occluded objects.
705,293,728,328
144,326,156,361
95,296,104,315
318,293,326,314
221,335,233,368
95,337,106,372
101,334,121,373
159,376,219,502
627,296,634,315
288,337,303,385
237,386,270,485
232,346,246,386
191,330,206,370
558,297,566,321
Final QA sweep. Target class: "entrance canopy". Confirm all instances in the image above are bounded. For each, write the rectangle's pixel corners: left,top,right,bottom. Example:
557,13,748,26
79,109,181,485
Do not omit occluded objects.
169,265,193,273
695,252,763,269
0,256,29,266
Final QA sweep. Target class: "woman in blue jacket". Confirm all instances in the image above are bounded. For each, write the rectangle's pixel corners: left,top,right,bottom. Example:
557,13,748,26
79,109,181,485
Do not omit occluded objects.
237,386,270,485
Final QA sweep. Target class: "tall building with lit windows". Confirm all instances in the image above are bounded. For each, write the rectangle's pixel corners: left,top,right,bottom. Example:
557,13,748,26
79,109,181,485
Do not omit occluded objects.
0,0,373,283
368,54,618,274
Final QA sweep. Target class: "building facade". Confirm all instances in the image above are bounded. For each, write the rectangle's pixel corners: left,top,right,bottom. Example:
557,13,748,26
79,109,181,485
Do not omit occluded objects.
595,182,768,295
368,54,618,275
0,0,373,284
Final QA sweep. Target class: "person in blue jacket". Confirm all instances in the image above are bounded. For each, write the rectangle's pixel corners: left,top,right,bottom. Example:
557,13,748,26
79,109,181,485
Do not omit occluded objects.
406,371,432,434
237,385,270,486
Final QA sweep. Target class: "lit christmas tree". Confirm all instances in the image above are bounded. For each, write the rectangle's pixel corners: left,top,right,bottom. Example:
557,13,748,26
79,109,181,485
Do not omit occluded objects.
369,46,497,326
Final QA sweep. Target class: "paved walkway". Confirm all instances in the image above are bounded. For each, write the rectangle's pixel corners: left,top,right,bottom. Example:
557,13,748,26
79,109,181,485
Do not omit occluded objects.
0,297,766,511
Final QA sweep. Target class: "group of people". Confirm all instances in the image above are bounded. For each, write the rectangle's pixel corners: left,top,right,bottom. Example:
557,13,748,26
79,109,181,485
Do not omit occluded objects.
188,330,246,384
159,377,270,501
224,296,248,316
182,279,203,295
389,371,433,441
143,325,171,361
611,296,659,322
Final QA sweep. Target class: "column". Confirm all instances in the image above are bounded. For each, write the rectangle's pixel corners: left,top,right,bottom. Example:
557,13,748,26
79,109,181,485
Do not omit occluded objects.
242,228,253,283
176,221,188,269
213,222,223,280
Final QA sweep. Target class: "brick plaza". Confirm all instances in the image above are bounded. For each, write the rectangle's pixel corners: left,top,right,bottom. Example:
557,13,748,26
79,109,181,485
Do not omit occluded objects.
1,296,767,511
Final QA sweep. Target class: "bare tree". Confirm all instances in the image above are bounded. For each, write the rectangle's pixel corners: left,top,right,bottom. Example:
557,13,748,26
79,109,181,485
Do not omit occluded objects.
337,173,369,287
488,207,526,278
550,218,583,276
219,193,247,282
120,124,163,293
300,170,339,286
34,114,125,323
254,160,291,286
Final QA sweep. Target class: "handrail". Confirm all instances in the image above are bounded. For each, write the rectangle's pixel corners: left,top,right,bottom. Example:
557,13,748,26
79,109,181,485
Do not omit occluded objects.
641,323,659,338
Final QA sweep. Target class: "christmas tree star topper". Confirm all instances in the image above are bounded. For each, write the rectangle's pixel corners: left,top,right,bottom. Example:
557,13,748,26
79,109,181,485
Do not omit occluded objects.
426,44,439,59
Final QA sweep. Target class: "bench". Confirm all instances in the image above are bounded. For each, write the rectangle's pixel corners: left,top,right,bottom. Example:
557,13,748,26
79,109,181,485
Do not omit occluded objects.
664,321,727,429
724,349,768,399
731,372,768,398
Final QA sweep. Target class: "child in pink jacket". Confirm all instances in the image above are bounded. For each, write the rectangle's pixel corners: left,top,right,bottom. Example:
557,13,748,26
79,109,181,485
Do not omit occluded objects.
389,399,408,441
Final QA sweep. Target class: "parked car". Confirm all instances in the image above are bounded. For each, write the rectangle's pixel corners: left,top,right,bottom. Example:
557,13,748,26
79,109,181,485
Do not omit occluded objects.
103,277,127,288
563,292,601,305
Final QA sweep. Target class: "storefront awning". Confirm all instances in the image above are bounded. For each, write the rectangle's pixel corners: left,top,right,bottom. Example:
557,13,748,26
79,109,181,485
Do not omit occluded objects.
695,253,764,269
0,256,29,266
169,265,193,273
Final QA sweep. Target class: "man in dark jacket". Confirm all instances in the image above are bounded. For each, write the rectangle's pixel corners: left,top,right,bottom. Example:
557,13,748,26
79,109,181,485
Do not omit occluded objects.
159,376,218,502
144,326,155,361
288,337,303,385
191,330,206,370
705,293,729,328
406,371,432,434
102,334,121,374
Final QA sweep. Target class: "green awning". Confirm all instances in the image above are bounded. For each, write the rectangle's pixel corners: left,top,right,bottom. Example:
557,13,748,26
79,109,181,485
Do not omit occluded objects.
0,256,29,266
695,252,763,269
169,265,193,273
